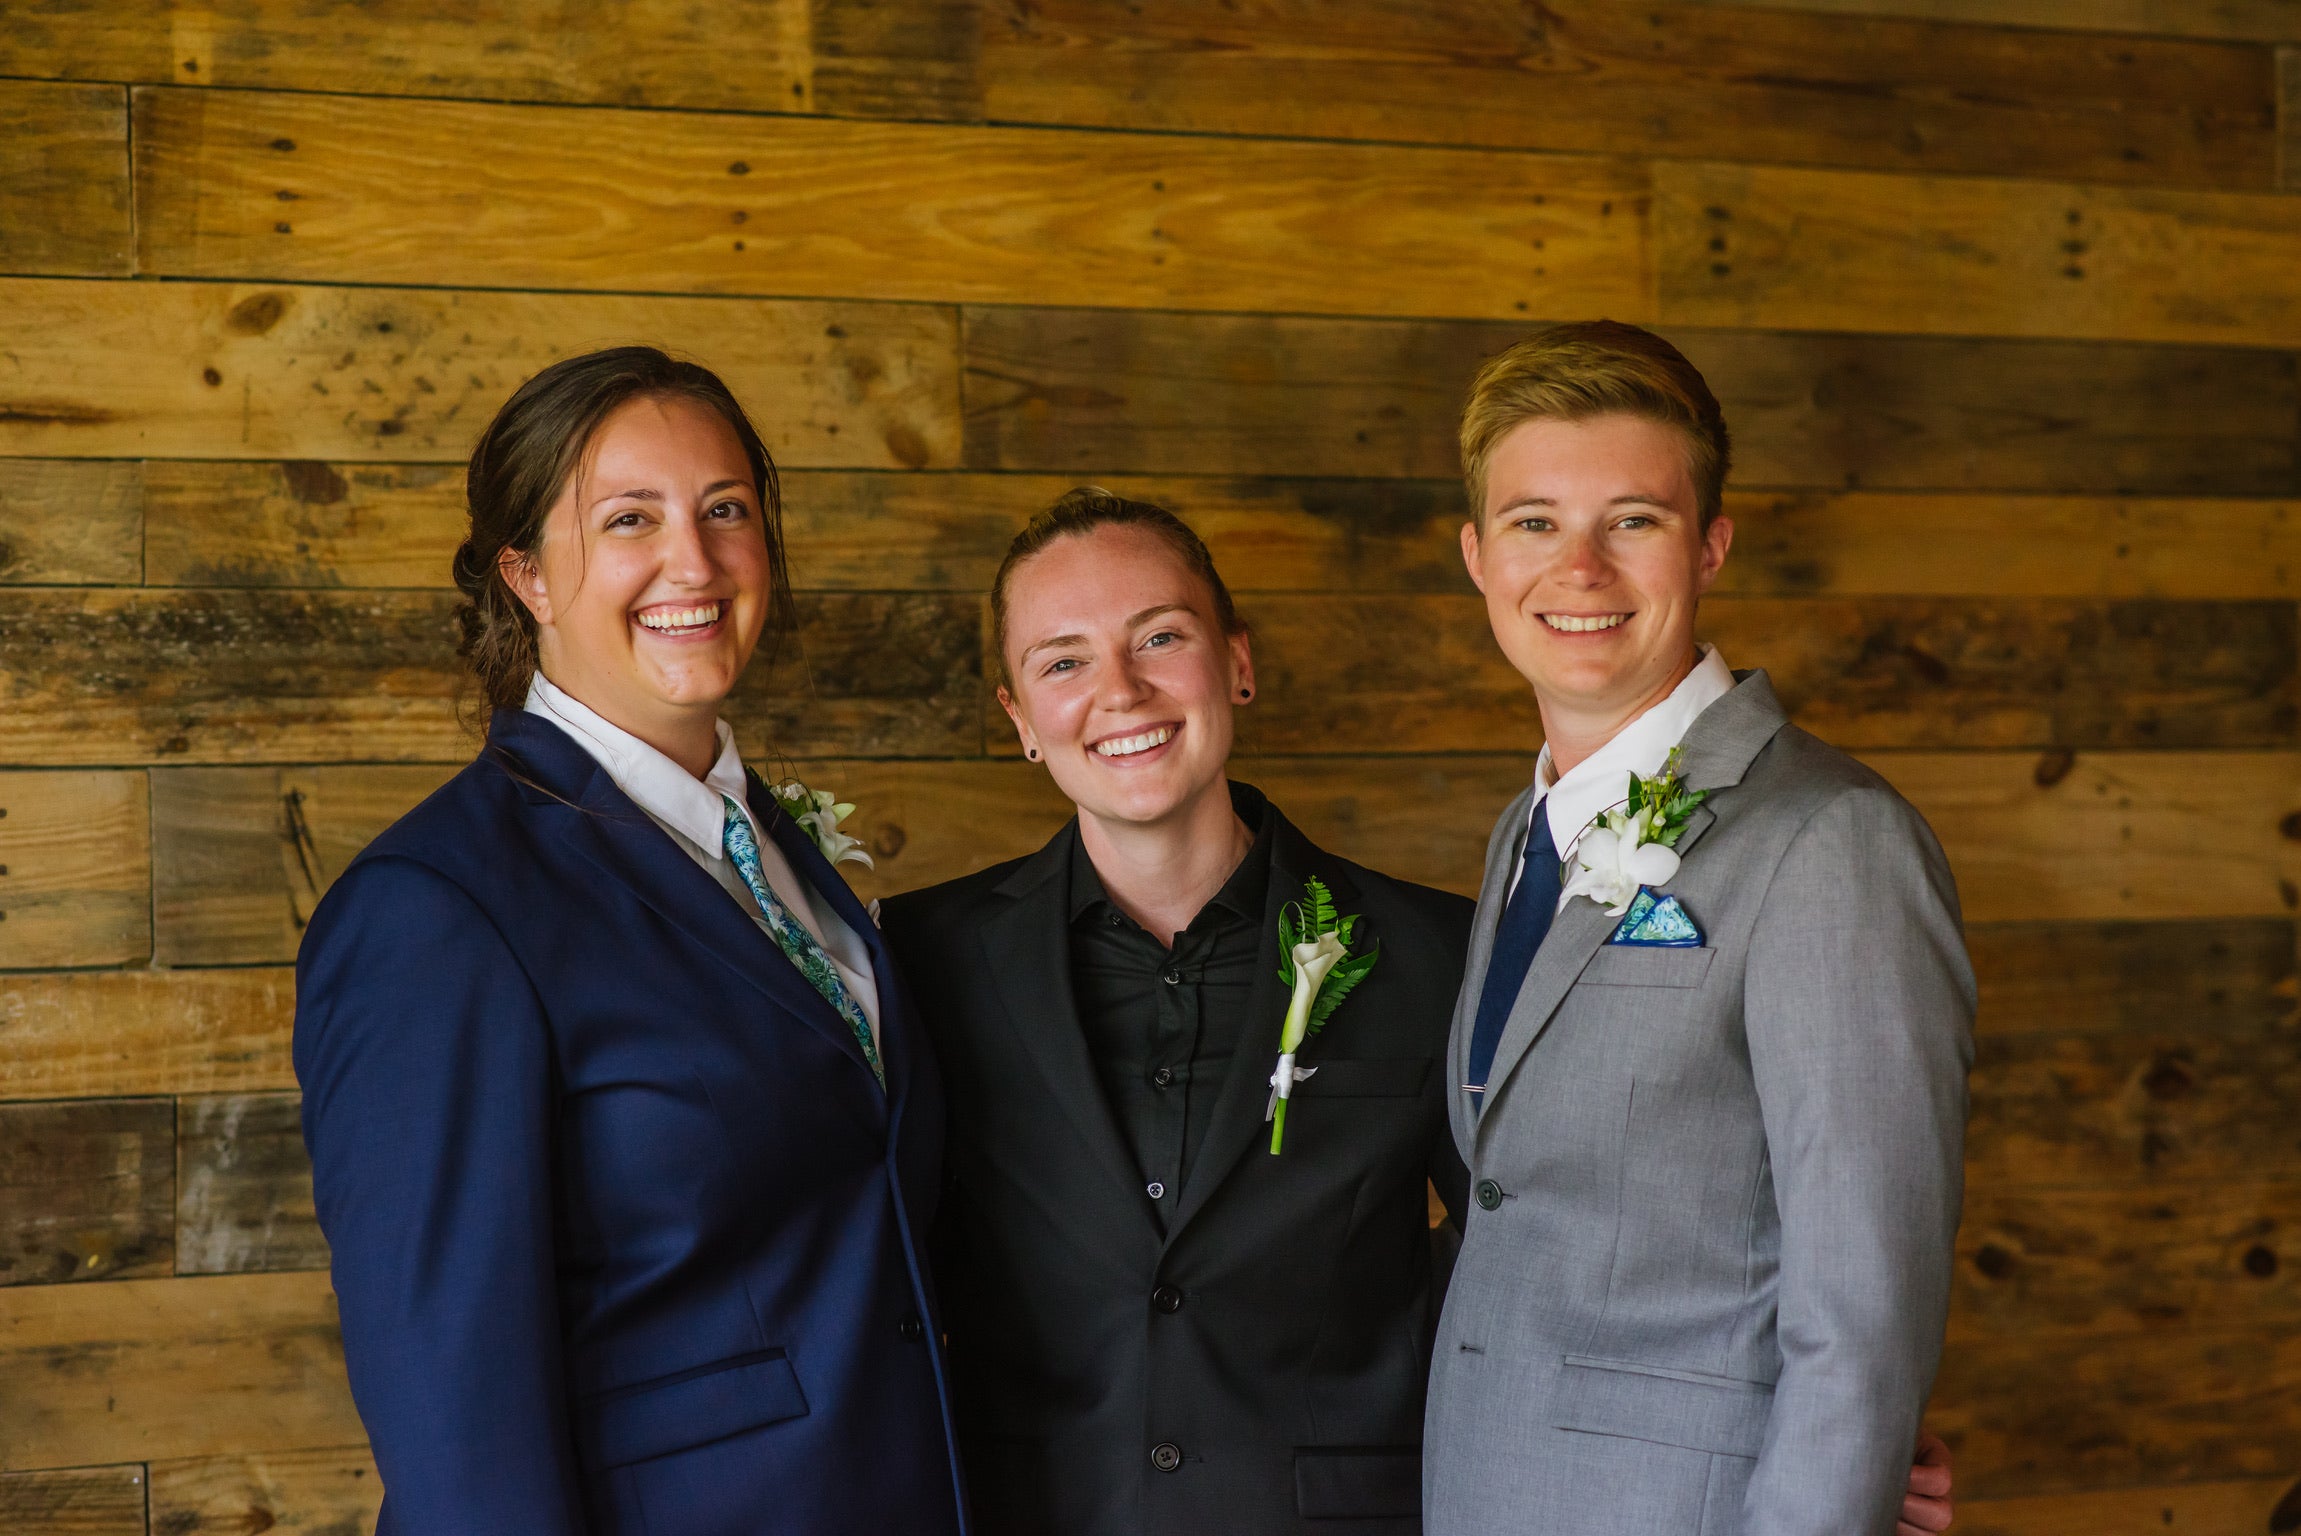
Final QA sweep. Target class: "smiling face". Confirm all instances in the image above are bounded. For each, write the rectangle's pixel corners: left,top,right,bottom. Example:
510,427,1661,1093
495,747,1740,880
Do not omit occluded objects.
1461,412,1733,762
997,523,1254,835
500,393,772,767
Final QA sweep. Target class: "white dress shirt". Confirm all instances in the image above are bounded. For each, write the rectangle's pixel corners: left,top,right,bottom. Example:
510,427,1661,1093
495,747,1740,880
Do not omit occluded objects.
525,674,881,1049
1509,644,1738,908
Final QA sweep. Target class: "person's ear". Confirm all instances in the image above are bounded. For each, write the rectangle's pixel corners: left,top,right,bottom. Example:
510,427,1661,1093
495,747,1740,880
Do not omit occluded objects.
997,684,1044,763
1694,513,1734,597
1459,519,1488,595
1228,630,1257,704
498,544,554,625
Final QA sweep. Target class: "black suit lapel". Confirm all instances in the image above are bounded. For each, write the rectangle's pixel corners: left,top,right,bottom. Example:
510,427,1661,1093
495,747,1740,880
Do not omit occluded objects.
485,713,884,1101
978,824,1147,1201
1164,811,1345,1238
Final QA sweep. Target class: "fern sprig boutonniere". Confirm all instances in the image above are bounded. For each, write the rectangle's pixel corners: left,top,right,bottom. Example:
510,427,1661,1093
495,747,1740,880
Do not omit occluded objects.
1264,877,1380,1155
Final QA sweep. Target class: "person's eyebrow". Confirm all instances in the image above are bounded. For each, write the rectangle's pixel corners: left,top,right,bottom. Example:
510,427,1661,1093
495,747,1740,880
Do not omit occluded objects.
1609,494,1674,508
700,479,750,498
1020,632,1088,662
591,487,661,507
1125,603,1188,628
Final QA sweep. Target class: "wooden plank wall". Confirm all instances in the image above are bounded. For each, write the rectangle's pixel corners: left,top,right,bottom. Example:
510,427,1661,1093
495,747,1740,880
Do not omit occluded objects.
2,1,2299,1529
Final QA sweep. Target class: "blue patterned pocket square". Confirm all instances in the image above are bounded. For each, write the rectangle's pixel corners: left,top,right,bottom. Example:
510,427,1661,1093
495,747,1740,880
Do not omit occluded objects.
1608,887,1703,947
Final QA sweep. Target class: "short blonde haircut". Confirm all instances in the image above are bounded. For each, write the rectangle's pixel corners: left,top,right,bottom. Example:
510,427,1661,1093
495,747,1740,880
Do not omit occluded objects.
1460,320,1731,528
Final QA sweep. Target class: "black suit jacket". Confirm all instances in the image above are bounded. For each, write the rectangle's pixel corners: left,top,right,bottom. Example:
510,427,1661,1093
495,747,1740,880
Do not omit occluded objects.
882,787,1472,1536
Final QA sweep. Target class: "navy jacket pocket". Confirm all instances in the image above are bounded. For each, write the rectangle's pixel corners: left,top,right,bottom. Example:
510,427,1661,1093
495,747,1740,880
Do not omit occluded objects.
1552,1354,1772,1459
578,1349,809,1469
1294,1445,1423,1519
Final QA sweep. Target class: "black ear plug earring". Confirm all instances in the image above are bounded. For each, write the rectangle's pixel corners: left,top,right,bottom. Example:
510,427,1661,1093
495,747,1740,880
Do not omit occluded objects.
1026,748,1039,761
1239,687,1253,700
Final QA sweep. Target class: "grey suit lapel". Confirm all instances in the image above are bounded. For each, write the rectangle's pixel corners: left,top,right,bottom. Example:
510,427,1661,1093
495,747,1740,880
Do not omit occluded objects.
1470,670,1793,1136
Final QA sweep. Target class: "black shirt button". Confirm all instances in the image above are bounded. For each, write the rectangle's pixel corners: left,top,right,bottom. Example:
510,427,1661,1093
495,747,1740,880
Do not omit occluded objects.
1151,1284,1184,1314
1163,969,1181,985
898,1311,925,1342
1150,1442,1183,1473
1151,1066,1174,1088
1475,1179,1504,1211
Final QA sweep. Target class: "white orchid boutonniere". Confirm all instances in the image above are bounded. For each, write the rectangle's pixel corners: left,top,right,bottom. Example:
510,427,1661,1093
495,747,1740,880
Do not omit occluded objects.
1560,746,1708,917
767,778,875,870
1265,877,1379,1155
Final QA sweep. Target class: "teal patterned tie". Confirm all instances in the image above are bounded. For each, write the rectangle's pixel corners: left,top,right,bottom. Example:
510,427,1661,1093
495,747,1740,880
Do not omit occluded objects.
721,796,884,1088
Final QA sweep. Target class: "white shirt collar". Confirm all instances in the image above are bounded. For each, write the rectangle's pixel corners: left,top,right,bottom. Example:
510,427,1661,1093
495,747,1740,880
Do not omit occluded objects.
1531,645,1736,857
524,673,753,855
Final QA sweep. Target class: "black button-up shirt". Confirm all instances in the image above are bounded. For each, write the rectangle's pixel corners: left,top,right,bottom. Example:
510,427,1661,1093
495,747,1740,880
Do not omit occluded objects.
1067,794,1274,1217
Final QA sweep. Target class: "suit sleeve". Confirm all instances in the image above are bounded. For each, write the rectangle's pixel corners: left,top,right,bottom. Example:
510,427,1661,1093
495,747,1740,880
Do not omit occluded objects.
295,855,588,1534
1739,787,1975,1536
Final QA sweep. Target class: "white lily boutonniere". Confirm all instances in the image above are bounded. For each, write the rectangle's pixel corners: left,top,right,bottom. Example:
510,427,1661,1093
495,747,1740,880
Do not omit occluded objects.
767,778,875,870
1265,877,1379,1155
1560,746,1708,917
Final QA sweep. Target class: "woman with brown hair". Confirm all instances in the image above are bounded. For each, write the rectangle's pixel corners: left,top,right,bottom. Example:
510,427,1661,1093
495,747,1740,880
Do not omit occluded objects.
294,347,966,1536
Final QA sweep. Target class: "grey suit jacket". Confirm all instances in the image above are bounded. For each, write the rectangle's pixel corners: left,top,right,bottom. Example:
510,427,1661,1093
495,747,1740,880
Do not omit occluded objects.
1424,671,1974,1536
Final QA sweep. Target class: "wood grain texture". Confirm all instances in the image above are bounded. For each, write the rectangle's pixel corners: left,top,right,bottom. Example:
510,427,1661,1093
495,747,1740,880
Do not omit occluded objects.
1718,491,2301,598
1679,0,2301,44
963,307,2301,494
0,588,980,767
2283,46,2301,188
1966,918,2299,1036
0,80,130,278
0,1098,174,1287
0,461,144,586
0,276,960,468
0,968,296,1102
143,459,461,589
1952,1179,2301,1339
1662,158,2301,348
961,0,2277,189
177,1094,325,1277
0,772,152,970
149,1445,382,1536
0,0,810,109
1956,1475,2301,1536
133,86,1650,323
1930,1325,2301,1497
0,1465,147,1536
1867,750,2301,923
0,1270,360,1472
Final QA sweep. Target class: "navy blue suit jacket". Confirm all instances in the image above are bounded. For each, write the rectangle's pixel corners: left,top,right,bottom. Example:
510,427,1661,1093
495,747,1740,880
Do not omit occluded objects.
295,709,966,1535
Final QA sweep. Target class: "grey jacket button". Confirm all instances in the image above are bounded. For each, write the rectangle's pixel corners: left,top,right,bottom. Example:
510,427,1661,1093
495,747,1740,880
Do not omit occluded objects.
1475,1178,1504,1211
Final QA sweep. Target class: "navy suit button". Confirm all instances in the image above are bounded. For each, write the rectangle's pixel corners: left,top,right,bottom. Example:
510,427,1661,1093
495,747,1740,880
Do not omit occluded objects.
898,1311,925,1342
1151,1284,1184,1314
1150,1442,1183,1473
1475,1179,1504,1211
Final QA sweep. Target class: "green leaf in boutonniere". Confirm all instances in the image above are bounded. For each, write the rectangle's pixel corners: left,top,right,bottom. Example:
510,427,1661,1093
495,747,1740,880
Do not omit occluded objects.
1266,876,1379,1155
767,778,875,870
1563,745,1709,917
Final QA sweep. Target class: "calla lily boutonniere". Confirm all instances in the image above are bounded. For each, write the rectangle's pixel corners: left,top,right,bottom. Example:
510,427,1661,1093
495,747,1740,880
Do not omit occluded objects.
768,778,875,870
1560,746,1707,917
1265,878,1379,1155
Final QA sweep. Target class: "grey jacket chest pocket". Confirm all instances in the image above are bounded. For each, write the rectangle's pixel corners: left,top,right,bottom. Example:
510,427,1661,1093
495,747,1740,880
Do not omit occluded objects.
1296,1058,1431,1097
1579,946,1715,989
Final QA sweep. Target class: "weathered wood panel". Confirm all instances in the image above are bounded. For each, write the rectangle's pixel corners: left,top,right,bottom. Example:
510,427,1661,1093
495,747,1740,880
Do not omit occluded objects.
957,0,2277,189
1930,1325,2301,1497
0,967,296,1101
1957,1475,2301,1536
0,1465,147,1536
1662,158,2301,348
0,461,143,586
1680,0,2301,45
1966,918,2298,1036
0,1099,174,1287
1953,1179,2301,1340
0,276,960,467
1870,750,2301,923
143,459,461,589
0,0,810,109
0,1270,361,1472
0,588,981,767
177,1094,326,1277
962,308,2301,495
2282,45,2301,189
1719,491,2301,599
1969,1024,2301,1185
134,87,1650,323
149,1446,382,1536
0,772,152,970
0,81,131,278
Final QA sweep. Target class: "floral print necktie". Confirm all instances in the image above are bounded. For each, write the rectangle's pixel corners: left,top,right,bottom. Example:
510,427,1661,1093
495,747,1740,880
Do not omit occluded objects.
722,796,884,1088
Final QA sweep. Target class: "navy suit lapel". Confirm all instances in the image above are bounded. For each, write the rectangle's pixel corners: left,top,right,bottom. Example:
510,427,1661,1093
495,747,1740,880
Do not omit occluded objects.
486,714,882,1098
979,826,1146,1202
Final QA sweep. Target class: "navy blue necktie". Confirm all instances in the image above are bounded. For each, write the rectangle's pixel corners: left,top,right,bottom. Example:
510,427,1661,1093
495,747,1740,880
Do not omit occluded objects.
1465,802,1560,1107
